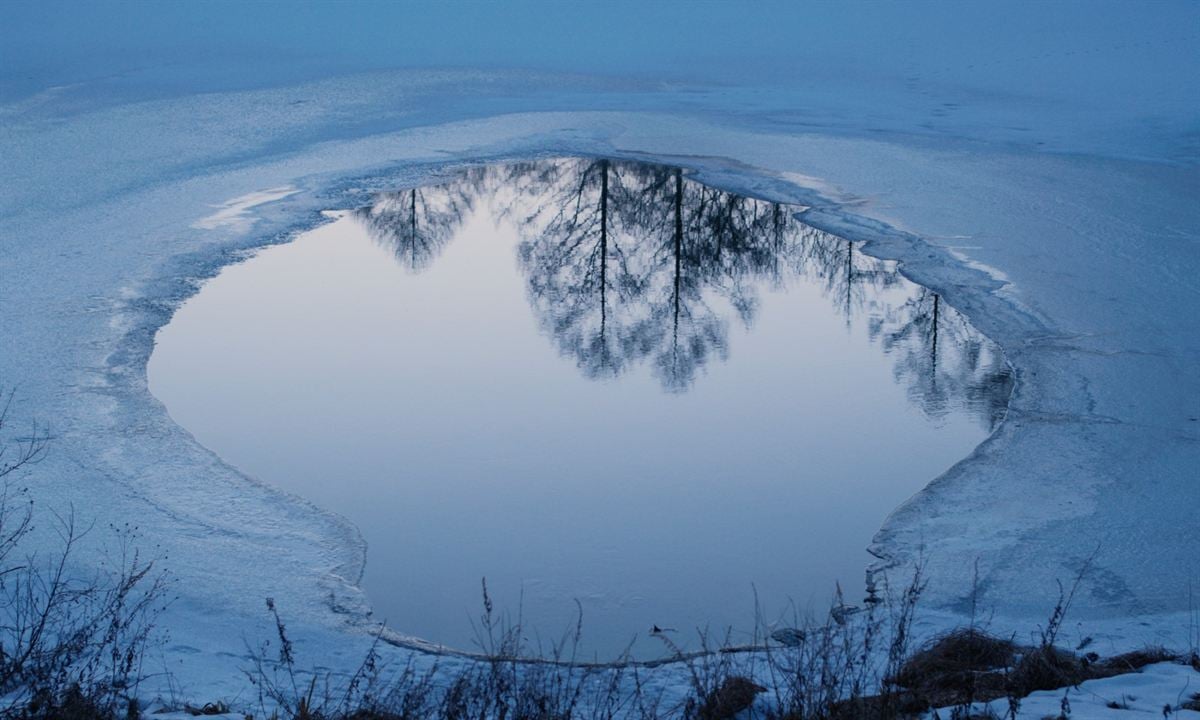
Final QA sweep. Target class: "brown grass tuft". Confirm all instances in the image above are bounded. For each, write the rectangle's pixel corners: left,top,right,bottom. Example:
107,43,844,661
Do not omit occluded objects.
696,676,766,720
891,629,1016,707
1008,645,1089,695
1093,646,1177,675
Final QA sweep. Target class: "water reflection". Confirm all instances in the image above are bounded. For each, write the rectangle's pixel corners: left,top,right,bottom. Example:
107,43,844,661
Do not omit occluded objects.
876,289,1012,429
353,170,483,272
151,159,1016,658
356,158,1010,426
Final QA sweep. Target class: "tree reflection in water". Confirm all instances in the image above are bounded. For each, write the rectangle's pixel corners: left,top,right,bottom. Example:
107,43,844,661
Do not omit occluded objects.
352,169,484,272
353,158,1012,428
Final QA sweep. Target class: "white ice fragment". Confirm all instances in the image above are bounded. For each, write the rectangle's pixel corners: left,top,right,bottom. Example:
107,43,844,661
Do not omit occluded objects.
192,186,299,231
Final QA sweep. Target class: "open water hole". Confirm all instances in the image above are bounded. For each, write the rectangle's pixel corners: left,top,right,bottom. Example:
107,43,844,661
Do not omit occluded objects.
149,158,1010,659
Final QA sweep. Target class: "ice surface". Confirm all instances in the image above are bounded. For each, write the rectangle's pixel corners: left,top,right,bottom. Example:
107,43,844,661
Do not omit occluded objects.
1,0,1197,705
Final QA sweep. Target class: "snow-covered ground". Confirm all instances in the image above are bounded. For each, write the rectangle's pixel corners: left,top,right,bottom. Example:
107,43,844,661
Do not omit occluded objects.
2,0,1198,713
933,662,1200,720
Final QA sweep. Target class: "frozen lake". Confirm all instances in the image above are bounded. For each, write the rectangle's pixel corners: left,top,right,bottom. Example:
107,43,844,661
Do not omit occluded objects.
149,158,1010,659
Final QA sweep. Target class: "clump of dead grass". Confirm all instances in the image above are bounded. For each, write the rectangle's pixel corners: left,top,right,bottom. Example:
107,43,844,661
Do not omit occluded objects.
891,628,1017,708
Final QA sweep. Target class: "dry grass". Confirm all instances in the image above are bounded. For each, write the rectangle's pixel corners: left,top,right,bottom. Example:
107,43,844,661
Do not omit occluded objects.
1181,692,1200,712
888,632,1185,714
890,629,1016,708
693,676,765,720
237,557,1200,720
1092,646,1178,676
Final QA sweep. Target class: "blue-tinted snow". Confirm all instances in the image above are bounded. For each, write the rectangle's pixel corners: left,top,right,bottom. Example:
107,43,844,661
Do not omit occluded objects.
1,0,1198,706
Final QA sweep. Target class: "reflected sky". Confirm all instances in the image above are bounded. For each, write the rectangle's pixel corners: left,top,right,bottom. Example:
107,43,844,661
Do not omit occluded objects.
149,159,1010,659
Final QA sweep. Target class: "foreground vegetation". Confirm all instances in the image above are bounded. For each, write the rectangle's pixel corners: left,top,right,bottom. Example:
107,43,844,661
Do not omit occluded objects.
236,573,1198,720
0,390,170,719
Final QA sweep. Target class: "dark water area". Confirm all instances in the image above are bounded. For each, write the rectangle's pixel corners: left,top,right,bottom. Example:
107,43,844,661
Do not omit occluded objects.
150,158,1010,659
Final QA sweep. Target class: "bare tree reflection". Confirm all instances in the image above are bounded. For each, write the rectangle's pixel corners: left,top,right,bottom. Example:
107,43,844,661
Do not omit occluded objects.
506,158,649,379
874,289,1012,429
804,236,905,324
615,164,729,392
353,172,482,272
354,158,1011,426
511,160,820,392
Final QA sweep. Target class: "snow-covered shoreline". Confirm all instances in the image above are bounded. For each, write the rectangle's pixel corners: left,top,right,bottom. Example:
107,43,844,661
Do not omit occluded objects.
2,61,1197,706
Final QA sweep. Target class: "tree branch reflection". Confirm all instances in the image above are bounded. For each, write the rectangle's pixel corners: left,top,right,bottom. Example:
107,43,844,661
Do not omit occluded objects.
353,158,1011,428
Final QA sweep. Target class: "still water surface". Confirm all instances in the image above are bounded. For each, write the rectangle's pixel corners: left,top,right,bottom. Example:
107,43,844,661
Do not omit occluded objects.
149,159,1010,659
